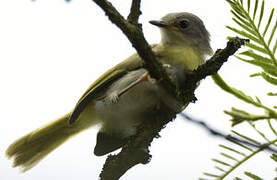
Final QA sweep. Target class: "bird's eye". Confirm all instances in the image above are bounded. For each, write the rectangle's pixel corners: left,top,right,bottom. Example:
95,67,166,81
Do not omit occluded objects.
179,20,189,29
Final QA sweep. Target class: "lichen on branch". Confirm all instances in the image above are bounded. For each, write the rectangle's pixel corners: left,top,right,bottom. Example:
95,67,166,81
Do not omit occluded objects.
92,0,247,179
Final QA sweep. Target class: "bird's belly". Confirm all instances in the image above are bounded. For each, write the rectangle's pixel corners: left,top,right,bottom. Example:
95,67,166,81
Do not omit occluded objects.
93,81,174,138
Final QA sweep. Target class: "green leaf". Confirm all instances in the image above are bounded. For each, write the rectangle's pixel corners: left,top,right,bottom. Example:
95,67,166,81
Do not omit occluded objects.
268,19,277,46
267,92,277,96
259,72,277,85
239,50,272,63
230,88,255,103
240,0,243,6
232,18,257,37
226,0,236,6
220,152,239,162
268,120,277,136
263,8,274,37
257,0,264,29
231,10,253,33
225,108,251,119
253,0,259,20
273,38,277,54
226,107,271,126
262,66,277,77
216,139,277,179
232,3,247,18
248,121,271,142
215,166,226,172
232,130,261,145
246,42,268,54
232,18,257,36
236,56,277,77
247,0,251,13
212,74,277,117
250,72,261,77
271,154,277,163
255,96,262,103
212,74,256,105
235,177,243,180
227,137,254,152
212,159,232,167
219,144,247,156
244,171,263,180
231,9,250,22
227,26,261,44
203,172,220,178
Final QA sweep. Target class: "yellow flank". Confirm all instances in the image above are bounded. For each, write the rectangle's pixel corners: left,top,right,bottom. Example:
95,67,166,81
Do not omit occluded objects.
154,43,205,71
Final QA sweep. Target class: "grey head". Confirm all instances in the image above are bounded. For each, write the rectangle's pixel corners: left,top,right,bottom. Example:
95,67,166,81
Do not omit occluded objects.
150,12,213,55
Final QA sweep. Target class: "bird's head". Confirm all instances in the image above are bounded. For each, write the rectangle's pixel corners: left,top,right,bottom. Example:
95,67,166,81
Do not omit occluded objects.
150,12,213,55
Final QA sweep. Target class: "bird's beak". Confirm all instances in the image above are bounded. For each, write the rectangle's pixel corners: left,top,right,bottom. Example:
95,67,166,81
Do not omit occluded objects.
149,20,168,28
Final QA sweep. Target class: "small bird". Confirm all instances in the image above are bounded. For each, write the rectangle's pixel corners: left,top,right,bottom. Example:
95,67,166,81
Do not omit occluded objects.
6,12,213,172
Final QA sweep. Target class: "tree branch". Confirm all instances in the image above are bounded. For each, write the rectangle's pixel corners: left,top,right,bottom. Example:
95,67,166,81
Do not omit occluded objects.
178,37,249,103
100,107,176,180
180,113,277,154
98,38,247,180
92,0,178,101
127,0,142,24
92,0,248,179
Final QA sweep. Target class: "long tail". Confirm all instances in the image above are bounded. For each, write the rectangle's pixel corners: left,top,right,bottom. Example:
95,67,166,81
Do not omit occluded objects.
6,112,93,172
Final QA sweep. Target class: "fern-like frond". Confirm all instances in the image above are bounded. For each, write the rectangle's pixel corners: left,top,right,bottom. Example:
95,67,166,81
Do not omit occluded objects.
224,107,271,125
268,120,277,136
262,8,274,37
267,92,277,96
240,50,272,62
251,72,277,85
236,55,277,77
244,171,263,180
247,121,273,144
234,177,243,180
271,154,277,162
212,74,277,118
232,130,261,145
206,1,277,179
226,0,277,75
200,136,277,179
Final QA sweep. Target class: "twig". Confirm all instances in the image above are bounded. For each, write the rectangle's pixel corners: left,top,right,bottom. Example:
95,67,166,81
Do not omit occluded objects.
178,37,249,103
100,107,176,180
127,0,142,23
92,0,178,101
180,113,277,154
92,0,248,179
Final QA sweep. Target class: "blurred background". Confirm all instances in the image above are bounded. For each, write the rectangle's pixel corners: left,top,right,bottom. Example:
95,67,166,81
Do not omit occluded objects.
0,0,276,179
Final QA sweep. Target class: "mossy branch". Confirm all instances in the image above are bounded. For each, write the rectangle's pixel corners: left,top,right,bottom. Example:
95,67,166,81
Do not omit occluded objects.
92,0,247,179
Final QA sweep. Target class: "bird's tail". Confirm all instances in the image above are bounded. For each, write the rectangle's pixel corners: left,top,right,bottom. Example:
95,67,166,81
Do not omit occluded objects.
6,112,94,172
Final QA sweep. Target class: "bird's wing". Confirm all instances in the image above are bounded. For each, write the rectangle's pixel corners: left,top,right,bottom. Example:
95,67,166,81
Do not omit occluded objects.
69,53,145,124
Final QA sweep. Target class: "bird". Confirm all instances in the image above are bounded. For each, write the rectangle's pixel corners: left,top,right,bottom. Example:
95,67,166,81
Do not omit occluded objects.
6,12,213,172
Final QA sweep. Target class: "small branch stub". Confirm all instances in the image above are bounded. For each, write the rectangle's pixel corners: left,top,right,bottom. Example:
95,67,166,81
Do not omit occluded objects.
127,0,142,24
92,0,248,179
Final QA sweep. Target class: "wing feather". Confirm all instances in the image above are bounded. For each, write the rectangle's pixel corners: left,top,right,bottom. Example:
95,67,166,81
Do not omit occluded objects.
69,53,144,124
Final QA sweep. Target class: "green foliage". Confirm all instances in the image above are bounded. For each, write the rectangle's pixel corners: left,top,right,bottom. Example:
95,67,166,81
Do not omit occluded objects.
200,132,277,179
226,0,277,83
212,74,277,126
244,171,263,180
201,0,277,179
